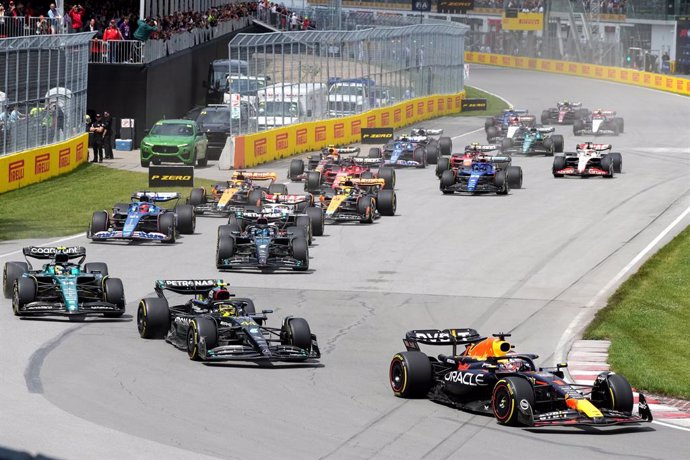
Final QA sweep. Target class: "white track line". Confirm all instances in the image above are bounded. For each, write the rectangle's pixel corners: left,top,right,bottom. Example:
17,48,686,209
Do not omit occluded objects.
0,233,86,259
653,420,690,432
451,127,484,140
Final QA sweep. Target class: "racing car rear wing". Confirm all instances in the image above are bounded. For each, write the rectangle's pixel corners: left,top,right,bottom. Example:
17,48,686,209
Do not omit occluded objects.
349,178,385,188
263,193,313,205
23,246,87,260
322,146,360,154
410,128,443,136
232,171,278,181
464,145,499,153
404,328,484,353
536,127,555,133
155,279,227,295
576,143,612,151
132,191,181,202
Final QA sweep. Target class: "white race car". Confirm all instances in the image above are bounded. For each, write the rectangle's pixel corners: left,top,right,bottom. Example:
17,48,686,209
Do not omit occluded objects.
552,143,623,178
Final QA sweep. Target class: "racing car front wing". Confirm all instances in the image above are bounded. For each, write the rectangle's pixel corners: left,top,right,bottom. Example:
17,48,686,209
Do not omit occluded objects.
89,230,172,242
17,300,124,317
201,343,321,362
217,256,306,271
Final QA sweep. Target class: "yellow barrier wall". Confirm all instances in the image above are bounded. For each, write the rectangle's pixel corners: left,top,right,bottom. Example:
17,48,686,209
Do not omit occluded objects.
0,134,89,194
464,52,690,97
234,92,465,168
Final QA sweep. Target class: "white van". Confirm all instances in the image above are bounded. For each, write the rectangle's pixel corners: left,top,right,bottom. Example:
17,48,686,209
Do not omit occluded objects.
255,83,328,130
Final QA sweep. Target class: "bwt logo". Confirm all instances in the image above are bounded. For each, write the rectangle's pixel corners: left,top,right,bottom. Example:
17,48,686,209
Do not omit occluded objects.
254,138,267,156
350,120,361,135
76,143,84,162
405,104,413,118
35,153,50,174
393,109,401,123
334,123,344,138
381,112,390,126
366,116,376,128
296,128,307,145
59,149,71,168
315,126,327,142
417,102,424,115
276,132,289,150
9,160,24,182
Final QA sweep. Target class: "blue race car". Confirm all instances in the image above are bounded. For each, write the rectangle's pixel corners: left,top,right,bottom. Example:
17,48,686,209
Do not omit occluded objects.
368,139,427,168
501,127,564,156
439,159,518,195
485,109,536,143
88,192,195,244
3,246,125,320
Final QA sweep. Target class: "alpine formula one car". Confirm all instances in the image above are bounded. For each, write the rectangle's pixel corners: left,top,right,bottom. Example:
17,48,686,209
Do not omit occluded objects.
541,101,589,125
3,246,125,319
485,109,536,143
88,192,195,244
370,129,451,167
312,177,396,224
553,142,623,178
288,145,360,181
389,328,653,427
216,215,310,271
188,171,287,216
137,279,320,362
500,127,564,155
573,109,625,136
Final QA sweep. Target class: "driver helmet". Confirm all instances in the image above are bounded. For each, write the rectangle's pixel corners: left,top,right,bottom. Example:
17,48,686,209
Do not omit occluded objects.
218,304,236,317
417,128,426,135
139,203,150,213
55,252,69,265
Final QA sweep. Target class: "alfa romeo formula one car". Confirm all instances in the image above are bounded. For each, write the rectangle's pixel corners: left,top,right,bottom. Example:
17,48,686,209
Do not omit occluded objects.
137,279,320,362
3,246,125,320
500,127,564,155
541,101,588,125
389,328,652,427
573,109,625,136
553,142,623,178
88,192,195,244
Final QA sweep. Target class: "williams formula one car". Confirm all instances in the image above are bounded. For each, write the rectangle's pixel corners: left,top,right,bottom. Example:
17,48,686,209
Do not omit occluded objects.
541,101,588,125
3,246,125,320
574,109,625,136
439,152,522,195
553,142,623,178
89,192,195,243
389,328,652,427
137,280,320,362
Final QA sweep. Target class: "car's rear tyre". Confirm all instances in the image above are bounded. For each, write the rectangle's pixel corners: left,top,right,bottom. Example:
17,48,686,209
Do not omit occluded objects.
84,262,109,277
90,211,109,235
592,372,634,413
159,213,176,244
440,169,455,194
103,277,125,318
573,119,584,135
306,171,322,193
357,196,375,223
13,277,36,316
438,136,452,156
552,135,564,153
615,117,625,133
389,351,433,398
486,126,498,141
436,157,451,178
501,138,512,151
484,117,495,131
137,297,170,339
601,155,615,178
269,183,288,195
495,170,509,195
291,237,309,271
216,237,236,269
425,145,439,165
175,204,196,234
306,206,324,237
492,376,535,426
247,189,264,206
368,147,382,159
188,318,218,361
507,166,523,189
289,159,305,180
412,147,426,168
543,137,554,154
377,167,396,190
4,262,28,299
552,155,566,177
281,317,312,351
376,190,397,216
541,110,551,125
609,152,623,173
295,215,313,245
189,188,206,206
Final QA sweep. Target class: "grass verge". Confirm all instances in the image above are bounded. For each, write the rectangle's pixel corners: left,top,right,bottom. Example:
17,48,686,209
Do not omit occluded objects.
452,86,509,118
0,163,218,241
584,226,690,399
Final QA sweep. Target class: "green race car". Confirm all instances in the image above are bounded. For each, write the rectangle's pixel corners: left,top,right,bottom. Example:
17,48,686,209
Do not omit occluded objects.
140,119,209,167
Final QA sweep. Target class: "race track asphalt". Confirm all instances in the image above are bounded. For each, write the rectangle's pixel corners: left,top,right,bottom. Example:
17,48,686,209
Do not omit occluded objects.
1,65,689,460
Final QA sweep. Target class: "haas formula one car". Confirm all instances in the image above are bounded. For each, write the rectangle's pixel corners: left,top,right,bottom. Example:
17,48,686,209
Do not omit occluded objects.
288,145,360,181
389,328,652,427
188,171,287,216
137,280,320,362
500,127,564,155
574,109,625,136
89,192,195,244
541,101,589,125
3,246,125,319
553,142,623,178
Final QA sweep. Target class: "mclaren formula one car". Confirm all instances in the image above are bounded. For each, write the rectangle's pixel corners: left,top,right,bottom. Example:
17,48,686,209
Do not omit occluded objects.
3,246,125,320
312,177,396,224
500,127,564,155
88,192,195,243
553,142,623,178
389,328,652,427
288,145,360,181
188,171,287,216
541,101,589,125
574,110,625,136
137,279,320,362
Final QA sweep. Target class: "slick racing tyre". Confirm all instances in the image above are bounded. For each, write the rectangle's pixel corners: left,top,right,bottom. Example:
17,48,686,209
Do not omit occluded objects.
389,351,433,398
13,277,36,316
305,171,322,193
425,145,439,165
438,136,452,156
412,147,426,168
158,213,176,244
552,135,564,153
377,167,396,190
295,215,313,245
592,372,634,413
188,318,218,361
543,137,554,155
188,187,206,206
486,126,498,142
501,138,513,152
269,183,289,195
573,119,584,135
541,110,551,125
291,237,309,271
440,170,456,194
552,155,566,177
216,237,236,269
495,170,509,195
368,147,382,159
3,261,28,299
286,226,308,241
601,155,615,178
90,211,109,235
609,152,623,173
248,189,264,206
357,196,375,223
137,297,170,339
103,278,125,318
281,317,312,352
492,376,535,426
289,159,305,181
84,262,109,277
484,117,495,131
376,190,397,216
436,157,450,178
306,207,324,237
175,204,196,234
507,166,523,189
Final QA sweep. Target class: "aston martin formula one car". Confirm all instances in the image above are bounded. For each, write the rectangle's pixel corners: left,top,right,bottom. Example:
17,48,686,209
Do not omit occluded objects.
541,101,588,125
312,178,396,224
288,145,360,181
88,192,195,244
137,279,320,362
500,127,564,155
3,246,125,319
216,216,310,271
553,143,623,178
389,329,652,427
188,171,287,216
573,110,625,136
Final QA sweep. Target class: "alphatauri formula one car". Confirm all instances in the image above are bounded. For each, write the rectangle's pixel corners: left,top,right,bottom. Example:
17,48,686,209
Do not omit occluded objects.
389,328,652,427
3,246,125,320
137,279,320,362
553,143,623,178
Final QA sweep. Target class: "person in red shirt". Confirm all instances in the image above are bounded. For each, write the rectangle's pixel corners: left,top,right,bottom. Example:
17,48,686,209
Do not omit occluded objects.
102,20,123,63
69,5,85,33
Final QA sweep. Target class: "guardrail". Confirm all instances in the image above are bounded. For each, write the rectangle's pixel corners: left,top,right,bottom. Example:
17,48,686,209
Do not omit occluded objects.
0,15,68,38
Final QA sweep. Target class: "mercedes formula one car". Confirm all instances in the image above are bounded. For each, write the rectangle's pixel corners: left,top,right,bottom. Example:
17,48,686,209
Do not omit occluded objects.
288,145,360,181
553,142,623,178
541,101,589,125
3,246,125,320
573,110,625,136
311,177,396,224
500,127,564,155
88,192,195,244
389,328,652,427
137,279,320,362
188,171,287,216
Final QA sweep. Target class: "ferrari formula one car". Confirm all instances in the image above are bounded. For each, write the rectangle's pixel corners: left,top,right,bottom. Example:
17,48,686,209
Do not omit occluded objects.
3,246,125,320
573,109,625,136
302,157,396,192
312,177,396,224
216,215,310,271
137,279,320,362
500,127,564,155
88,192,195,244
288,145,360,181
553,142,623,178
188,171,287,216
541,101,589,125
389,328,652,427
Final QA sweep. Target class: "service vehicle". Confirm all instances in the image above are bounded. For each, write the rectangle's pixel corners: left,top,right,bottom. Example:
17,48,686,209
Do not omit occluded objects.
327,78,375,117
255,82,328,130
139,119,208,167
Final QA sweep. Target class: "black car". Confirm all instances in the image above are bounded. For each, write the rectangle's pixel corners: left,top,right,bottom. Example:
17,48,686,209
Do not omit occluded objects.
190,104,257,160
137,279,320,362
389,328,652,427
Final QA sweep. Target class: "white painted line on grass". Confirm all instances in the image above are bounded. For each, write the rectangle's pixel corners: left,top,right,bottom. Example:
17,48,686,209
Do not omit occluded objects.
0,233,86,259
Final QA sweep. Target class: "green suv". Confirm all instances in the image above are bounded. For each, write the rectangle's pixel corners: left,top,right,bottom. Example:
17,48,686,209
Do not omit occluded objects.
140,119,209,167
